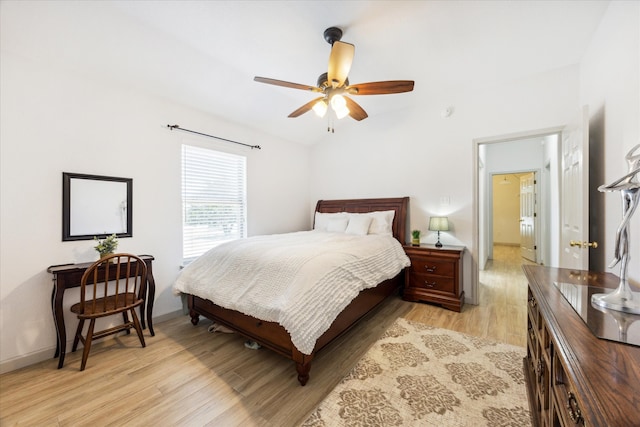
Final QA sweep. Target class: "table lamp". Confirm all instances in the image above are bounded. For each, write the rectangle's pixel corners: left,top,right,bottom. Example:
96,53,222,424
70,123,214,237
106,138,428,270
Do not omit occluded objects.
428,216,449,248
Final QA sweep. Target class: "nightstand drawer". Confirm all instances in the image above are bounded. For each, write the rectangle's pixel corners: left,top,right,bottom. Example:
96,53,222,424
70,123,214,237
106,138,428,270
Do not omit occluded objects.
409,258,455,277
408,272,455,293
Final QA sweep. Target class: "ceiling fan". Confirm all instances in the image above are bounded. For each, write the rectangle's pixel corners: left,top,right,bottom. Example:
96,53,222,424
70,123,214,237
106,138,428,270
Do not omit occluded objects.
254,27,414,128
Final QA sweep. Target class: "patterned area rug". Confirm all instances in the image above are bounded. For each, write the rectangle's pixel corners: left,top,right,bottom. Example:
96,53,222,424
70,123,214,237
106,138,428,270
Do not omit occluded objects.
301,318,531,427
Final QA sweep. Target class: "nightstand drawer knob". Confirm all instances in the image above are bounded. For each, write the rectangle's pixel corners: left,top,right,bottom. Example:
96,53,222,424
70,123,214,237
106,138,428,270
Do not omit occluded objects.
425,266,437,273
424,280,437,287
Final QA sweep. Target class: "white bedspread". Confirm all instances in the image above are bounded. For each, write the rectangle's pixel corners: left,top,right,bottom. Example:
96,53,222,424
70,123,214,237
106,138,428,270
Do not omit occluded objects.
173,230,410,355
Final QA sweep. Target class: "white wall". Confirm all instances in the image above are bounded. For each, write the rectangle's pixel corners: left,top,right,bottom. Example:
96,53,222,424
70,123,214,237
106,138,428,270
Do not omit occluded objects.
580,1,640,284
310,65,581,305
0,51,311,371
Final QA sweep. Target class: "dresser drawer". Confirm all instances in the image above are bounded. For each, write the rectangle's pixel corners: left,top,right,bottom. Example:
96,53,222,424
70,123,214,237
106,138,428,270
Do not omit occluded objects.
408,272,455,293
552,351,586,426
409,257,455,277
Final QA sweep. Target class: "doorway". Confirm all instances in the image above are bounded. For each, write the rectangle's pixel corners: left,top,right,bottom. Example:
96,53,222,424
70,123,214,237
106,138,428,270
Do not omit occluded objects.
471,127,563,305
492,172,538,263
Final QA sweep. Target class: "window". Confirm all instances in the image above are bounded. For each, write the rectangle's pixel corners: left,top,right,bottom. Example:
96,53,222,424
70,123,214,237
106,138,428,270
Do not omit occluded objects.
182,144,247,263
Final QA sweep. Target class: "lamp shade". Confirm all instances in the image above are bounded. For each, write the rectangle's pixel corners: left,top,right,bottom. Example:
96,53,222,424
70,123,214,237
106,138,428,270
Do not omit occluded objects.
428,216,449,232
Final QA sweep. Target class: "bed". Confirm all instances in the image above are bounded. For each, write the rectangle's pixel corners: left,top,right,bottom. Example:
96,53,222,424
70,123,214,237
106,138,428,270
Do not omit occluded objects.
177,197,409,385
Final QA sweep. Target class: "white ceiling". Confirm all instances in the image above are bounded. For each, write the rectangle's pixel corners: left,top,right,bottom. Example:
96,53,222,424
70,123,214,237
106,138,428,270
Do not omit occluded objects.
1,0,610,145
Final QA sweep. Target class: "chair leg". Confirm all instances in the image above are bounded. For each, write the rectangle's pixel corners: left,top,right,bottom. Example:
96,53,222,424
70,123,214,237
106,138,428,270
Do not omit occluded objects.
72,319,85,352
80,319,95,371
130,308,146,348
122,312,131,335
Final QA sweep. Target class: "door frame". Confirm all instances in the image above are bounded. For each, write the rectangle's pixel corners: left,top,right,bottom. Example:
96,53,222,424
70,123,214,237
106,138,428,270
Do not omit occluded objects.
471,126,563,305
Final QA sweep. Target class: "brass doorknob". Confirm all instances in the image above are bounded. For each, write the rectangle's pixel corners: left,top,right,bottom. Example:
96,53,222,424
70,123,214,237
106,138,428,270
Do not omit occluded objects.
569,240,598,249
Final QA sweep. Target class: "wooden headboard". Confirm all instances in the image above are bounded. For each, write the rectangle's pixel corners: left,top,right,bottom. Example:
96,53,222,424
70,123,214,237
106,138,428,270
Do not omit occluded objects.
315,197,409,245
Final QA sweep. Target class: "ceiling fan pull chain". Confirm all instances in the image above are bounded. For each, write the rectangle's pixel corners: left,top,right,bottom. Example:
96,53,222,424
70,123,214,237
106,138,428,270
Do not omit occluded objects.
327,111,336,133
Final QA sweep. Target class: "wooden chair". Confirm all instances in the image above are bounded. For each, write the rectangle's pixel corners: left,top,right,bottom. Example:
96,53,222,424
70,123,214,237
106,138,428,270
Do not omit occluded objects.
70,253,147,371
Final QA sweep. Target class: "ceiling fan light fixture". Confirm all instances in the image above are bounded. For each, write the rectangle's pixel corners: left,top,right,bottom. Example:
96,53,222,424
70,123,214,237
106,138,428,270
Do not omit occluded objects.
312,99,328,117
334,104,350,119
253,27,414,127
330,94,346,109
330,94,350,119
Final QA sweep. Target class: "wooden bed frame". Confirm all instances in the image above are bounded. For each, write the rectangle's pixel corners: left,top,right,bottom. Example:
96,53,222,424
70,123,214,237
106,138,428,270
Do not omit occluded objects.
187,197,409,385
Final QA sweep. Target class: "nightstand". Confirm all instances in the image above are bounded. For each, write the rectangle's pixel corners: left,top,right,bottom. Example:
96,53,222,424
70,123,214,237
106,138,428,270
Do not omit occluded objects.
403,244,465,312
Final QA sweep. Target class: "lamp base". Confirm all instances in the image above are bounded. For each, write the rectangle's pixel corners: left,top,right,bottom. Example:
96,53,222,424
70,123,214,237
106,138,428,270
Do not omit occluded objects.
435,231,443,248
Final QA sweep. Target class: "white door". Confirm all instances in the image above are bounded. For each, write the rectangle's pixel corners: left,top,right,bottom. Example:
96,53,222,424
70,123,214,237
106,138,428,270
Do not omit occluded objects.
520,172,536,262
560,106,590,269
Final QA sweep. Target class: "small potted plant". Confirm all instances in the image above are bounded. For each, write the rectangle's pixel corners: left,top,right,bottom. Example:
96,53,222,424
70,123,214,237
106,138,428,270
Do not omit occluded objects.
411,229,421,246
94,233,118,259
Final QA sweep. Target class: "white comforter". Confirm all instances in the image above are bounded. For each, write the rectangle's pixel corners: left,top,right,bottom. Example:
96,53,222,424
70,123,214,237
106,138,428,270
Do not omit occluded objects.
173,230,410,355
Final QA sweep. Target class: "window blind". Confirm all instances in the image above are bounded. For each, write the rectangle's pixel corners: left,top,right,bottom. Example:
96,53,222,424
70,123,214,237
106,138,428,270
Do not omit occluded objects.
182,144,247,262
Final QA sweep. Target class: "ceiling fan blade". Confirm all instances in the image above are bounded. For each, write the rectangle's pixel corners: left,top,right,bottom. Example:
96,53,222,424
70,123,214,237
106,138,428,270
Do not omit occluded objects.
347,80,415,95
288,96,325,118
327,41,355,88
254,76,321,92
344,96,368,121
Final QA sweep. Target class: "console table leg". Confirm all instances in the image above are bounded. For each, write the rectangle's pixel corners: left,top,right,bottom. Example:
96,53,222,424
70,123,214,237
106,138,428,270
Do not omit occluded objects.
146,266,156,336
52,283,67,369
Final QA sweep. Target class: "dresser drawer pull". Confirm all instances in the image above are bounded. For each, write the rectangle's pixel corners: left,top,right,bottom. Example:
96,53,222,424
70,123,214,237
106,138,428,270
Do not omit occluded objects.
424,280,437,288
425,266,437,273
566,392,583,424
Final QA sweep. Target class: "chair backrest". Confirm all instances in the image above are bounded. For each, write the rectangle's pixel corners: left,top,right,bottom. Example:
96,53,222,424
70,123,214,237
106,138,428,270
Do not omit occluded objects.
78,253,148,316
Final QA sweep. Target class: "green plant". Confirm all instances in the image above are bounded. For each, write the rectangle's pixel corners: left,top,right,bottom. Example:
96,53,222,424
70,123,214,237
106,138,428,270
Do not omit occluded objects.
411,229,421,239
94,233,118,255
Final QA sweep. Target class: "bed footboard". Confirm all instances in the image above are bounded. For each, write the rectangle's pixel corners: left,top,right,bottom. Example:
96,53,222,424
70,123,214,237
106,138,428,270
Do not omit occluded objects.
187,272,402,385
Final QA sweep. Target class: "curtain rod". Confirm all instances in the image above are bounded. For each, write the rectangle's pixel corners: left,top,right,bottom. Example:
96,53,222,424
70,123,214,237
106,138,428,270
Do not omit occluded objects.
167,124,261,150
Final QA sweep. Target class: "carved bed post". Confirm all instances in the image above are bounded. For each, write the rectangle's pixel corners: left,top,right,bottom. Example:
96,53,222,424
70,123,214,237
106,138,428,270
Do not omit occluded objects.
188,294,200,325
293,350,314,386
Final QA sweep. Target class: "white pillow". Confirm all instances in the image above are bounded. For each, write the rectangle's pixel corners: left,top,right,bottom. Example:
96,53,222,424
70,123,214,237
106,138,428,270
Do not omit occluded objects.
326,217,349,233
314,212,348,231
345,215,373,235
345,210,395,236
315,210,395,235
367,210,395,236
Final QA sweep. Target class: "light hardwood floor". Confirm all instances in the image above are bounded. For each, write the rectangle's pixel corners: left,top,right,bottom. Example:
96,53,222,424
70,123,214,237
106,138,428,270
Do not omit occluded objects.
0,245,532,427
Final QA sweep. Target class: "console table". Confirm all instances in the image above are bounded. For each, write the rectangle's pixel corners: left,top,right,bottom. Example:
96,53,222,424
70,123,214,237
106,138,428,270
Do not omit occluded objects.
523,265,640,426
47,254,155,369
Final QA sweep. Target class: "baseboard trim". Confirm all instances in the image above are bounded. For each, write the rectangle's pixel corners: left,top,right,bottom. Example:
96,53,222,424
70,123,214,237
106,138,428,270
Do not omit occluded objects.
0,310,184,374
153,309,183,324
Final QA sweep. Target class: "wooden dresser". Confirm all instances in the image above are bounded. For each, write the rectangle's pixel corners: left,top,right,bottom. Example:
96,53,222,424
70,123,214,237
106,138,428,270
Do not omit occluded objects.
403,244,464,312
522,265,640,427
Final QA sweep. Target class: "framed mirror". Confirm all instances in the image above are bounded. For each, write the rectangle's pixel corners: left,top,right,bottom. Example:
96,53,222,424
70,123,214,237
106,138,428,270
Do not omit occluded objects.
62,172,132,241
